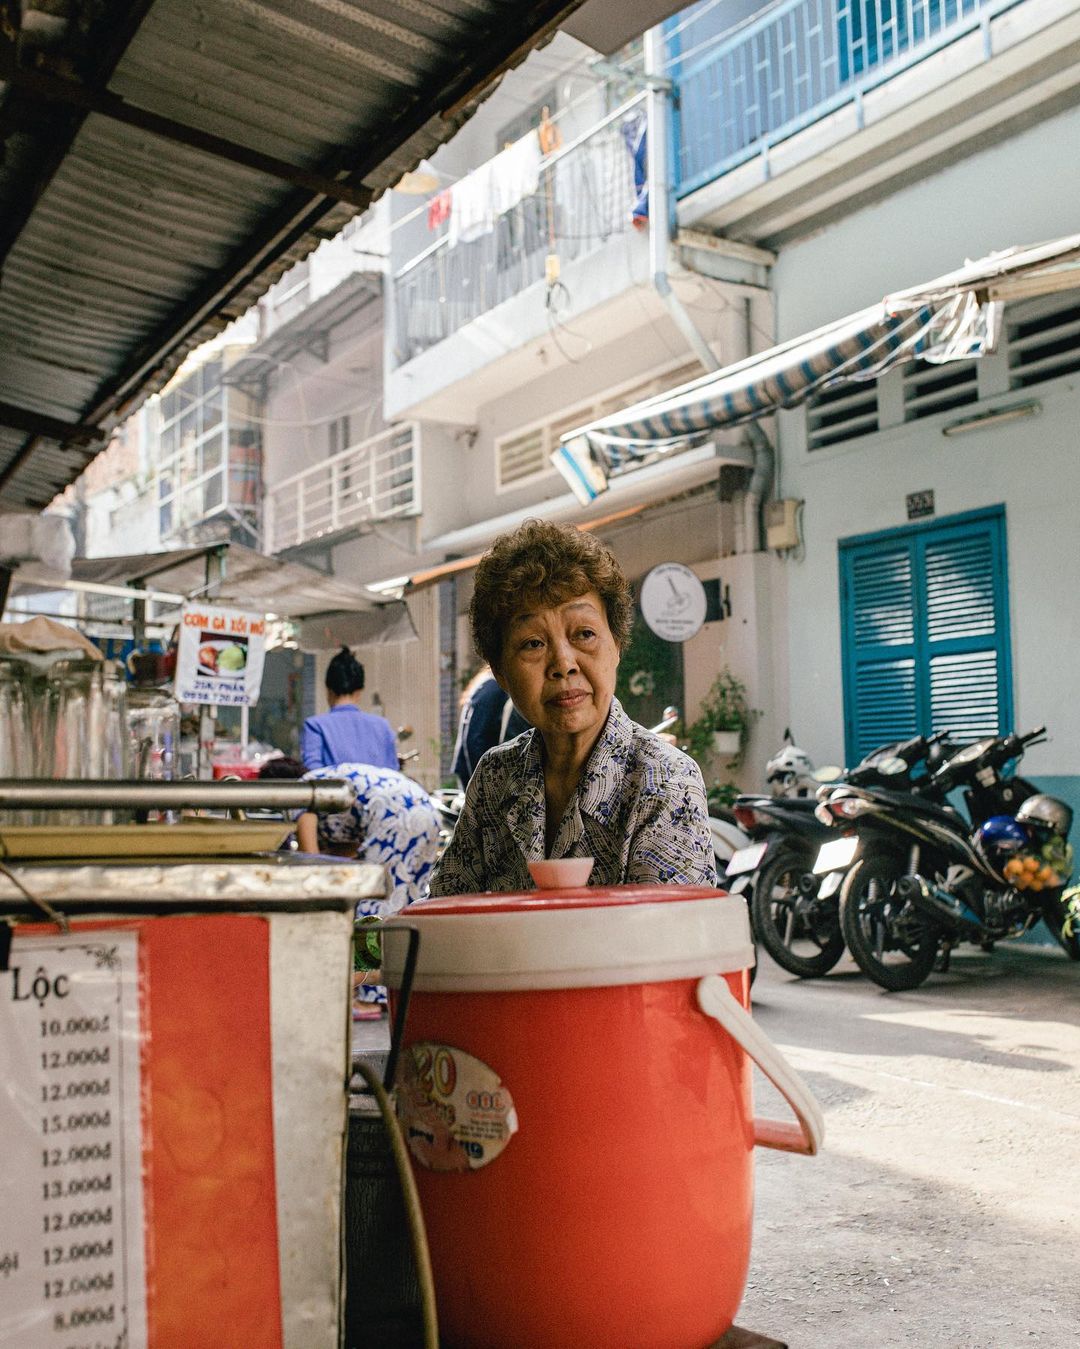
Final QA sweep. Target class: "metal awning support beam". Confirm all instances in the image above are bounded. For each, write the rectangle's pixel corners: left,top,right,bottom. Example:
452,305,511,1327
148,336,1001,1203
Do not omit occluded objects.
0,0,158,273
0,399,105,445
75,0,588,433
0,55,374,211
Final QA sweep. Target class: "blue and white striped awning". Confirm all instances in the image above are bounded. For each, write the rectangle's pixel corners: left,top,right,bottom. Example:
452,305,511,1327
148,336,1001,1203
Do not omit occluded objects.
553,232,1080,502
563,290,999,464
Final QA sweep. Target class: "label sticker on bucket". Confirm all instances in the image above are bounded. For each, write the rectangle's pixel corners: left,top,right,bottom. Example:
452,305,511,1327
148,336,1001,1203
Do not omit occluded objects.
396,1043,518,1172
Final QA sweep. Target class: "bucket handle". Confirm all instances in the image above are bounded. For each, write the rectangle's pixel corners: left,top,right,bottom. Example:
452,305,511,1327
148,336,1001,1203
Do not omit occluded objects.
697,974,824,1156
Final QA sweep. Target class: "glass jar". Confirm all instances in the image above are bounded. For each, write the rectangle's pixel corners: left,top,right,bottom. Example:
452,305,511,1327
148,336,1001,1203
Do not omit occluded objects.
0,657,35,824
0,657,33,777
128,686,181,781
43,660,130,824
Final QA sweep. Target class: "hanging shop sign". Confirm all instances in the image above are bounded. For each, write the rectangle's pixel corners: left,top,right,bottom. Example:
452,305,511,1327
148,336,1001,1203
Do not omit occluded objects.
175,605,266,706
640,563,707,643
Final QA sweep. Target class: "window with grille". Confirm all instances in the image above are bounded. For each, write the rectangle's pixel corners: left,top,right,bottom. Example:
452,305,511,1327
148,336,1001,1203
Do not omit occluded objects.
496,359,704,492
839,508,1012,763
496,427,548,488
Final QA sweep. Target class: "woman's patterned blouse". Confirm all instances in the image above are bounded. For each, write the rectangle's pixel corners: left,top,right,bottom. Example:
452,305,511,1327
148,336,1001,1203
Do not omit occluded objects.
301,764,441,915
430,698,717,895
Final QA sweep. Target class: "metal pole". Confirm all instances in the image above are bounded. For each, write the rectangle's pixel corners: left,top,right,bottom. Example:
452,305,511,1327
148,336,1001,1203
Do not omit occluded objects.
197,546,227,779
131,577,147,649
644,26,720,374
0,778,355,813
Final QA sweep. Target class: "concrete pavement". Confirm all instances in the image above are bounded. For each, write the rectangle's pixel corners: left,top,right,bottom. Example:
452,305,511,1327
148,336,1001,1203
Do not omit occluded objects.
742,944,1080,1347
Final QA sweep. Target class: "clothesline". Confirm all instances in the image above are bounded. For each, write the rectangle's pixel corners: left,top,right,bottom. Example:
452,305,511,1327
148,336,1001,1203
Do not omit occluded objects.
386,72,639,239
421,96,648,244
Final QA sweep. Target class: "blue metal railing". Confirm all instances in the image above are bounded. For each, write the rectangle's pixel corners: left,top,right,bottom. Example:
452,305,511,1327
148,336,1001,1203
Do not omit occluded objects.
671,0,1023,197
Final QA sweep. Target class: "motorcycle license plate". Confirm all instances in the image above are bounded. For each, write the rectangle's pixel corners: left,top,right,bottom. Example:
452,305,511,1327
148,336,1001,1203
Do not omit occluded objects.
813,835,859,874
726,842,768,877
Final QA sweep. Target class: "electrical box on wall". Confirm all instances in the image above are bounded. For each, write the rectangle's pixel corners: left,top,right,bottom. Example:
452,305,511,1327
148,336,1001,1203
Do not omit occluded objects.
766,498,801,551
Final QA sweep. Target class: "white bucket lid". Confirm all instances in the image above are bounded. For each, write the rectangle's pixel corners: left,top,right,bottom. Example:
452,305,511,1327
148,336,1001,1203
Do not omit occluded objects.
381,885,754,992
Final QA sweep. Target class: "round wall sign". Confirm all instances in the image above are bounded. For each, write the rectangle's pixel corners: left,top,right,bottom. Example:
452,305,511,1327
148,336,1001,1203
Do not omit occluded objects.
640,563,707,642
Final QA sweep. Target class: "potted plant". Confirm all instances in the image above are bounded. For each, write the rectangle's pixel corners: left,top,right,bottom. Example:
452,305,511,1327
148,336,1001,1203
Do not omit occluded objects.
684,668,759,769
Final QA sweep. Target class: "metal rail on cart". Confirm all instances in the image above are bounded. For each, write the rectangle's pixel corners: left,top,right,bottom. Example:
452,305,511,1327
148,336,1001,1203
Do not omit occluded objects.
0,778,355,813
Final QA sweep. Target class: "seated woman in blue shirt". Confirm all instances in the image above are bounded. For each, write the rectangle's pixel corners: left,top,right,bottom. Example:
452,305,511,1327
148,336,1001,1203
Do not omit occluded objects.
301,645,397,771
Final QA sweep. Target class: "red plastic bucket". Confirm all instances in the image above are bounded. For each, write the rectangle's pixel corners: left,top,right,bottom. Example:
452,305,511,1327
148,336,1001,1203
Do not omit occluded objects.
382,886,822,1349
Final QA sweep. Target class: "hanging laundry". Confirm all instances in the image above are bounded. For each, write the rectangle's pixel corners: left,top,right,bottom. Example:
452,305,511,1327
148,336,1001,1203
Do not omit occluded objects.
448,130,542,247
449,159,495,246
427,188,453,231
621,111,648,230
492,130,541,216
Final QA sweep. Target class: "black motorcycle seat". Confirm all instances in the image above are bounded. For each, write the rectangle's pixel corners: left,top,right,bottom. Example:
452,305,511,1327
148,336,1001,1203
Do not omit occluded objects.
738,795,820,814
855,785,964,828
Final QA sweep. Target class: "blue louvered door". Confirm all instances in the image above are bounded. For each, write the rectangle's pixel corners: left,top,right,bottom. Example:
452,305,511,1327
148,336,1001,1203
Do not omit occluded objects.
840,509,1012,763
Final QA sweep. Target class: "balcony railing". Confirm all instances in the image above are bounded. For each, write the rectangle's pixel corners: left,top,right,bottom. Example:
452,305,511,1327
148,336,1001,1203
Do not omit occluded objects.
391,94,645,366
672,0,1023,196
264,423,420,554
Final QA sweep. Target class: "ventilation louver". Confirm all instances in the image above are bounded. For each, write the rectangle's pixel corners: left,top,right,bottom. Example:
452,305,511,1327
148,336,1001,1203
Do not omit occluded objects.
1008,297,1080,390
903,358,978,421
807,382,878,450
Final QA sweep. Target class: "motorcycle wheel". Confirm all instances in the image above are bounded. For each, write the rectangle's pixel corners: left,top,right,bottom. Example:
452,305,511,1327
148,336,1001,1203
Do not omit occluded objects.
1040,893,1080,961
840,855,939,992
751,847,846,979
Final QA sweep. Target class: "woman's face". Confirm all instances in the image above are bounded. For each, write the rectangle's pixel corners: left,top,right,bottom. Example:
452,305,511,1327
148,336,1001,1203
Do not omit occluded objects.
495,590,620,748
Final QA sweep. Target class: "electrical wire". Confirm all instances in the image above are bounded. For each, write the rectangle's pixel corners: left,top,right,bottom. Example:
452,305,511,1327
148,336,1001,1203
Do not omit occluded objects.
663,0,733,45
351,1056,438,1349
544,280,593,363
0,861,69,932
662,0,788,73
233,398,381,431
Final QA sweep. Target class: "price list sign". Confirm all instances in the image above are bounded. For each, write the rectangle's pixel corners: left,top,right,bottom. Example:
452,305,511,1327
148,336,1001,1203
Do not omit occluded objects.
0,931,148,1348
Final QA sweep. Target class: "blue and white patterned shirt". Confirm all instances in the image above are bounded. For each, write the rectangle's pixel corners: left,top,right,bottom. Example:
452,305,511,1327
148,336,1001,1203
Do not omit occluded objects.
302,764,441,915
430,698,716,896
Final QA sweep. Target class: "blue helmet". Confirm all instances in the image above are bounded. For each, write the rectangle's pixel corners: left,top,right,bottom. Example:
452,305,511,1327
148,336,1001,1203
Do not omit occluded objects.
974,815,1029,871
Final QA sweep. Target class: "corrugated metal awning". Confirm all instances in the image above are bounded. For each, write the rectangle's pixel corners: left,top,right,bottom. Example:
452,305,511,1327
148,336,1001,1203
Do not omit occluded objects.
0,0,596,510
11,541,382,618
558,232,1080,488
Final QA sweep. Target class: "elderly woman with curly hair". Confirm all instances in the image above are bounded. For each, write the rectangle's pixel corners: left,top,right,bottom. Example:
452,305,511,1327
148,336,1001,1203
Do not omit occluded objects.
430,519,716,895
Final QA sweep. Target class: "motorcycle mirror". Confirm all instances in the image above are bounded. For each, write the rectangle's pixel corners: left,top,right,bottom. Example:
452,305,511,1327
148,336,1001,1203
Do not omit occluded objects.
878,755,908,776
812,766,843,782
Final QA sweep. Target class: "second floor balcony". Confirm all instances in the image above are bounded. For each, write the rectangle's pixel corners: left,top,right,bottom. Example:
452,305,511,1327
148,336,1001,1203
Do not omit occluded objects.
671,0,1080,238
390,95,645,371
264,423,420,555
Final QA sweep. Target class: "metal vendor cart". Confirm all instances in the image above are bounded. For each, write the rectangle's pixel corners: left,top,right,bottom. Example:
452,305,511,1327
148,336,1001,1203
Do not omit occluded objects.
0,778,384,1349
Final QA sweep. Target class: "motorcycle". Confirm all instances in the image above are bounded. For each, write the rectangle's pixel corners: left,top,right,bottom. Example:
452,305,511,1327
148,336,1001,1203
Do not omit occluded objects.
733,733,955,979
821,726,1080,990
